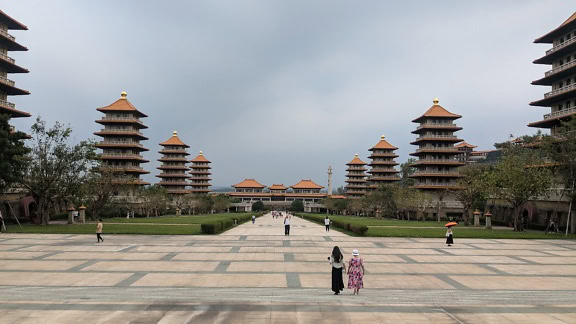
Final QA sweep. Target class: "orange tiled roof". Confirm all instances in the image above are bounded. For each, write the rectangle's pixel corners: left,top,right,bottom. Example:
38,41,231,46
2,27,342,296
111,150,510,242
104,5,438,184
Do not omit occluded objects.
96,92,148,118
269,184,288,190
291,179,324,189
160,131,189,147
233,179,266,188
370,135,398,150
455,141,477,149
412,99,461,123
191,151,211,163
347,154,366,165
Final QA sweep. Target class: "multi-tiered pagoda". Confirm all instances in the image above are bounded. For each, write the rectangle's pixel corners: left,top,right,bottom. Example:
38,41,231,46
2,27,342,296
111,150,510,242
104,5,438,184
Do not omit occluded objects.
0,10,30,124
345,154,368,198
529,12,576,134
94,92,150,188
157,131,190,195
367,135,400,190
189,151,212,195
410,99,465,189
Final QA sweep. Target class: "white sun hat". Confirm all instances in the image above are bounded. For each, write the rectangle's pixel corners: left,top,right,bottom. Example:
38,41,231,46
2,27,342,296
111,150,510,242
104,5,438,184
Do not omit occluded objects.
352,250,359,256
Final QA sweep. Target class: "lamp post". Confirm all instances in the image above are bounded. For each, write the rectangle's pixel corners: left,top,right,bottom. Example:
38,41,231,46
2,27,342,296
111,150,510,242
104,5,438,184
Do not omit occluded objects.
67,206,76,224
484,211,492,229
473,209,481,227
78,205,87,223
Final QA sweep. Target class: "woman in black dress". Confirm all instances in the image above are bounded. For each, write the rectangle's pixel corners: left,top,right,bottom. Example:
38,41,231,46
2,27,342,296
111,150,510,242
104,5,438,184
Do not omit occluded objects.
328,246,346,295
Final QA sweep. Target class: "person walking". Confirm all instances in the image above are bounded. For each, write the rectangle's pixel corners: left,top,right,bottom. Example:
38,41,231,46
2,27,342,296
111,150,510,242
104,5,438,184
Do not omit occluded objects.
446,227,454,246
328,246,345,295
284,214,291,236
96,219,104,243
347,249,365,295
252,215,256,224
324,216,330,232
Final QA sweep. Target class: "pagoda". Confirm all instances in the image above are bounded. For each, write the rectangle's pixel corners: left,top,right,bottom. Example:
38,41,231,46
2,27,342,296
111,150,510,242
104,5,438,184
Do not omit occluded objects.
529,12,576,135
409,99,465,189
94,92,150,187
345,154,368,198
189,151,212,195
0,10,30,124
157,131,191,195
367,135,400,190
455,141,477,163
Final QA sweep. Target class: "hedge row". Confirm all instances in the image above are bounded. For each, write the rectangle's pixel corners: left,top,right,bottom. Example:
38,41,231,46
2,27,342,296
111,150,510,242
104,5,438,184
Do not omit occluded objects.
298,214,369,236
200,212,265,234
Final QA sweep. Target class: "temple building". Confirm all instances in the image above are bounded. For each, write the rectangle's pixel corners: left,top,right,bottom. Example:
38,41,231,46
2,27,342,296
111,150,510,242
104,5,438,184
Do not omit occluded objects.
345,154,368,198
529,12,576,135
455,141,477,163
94,92,150,190
0,10,30,125
156,131,190,195
228,179,330,212
367,135,400,189
189,151,212,195
409,99,465,189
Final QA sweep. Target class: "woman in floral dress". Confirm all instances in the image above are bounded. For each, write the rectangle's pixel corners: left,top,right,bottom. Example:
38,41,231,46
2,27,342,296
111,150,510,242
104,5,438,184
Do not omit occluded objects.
347,249,365,295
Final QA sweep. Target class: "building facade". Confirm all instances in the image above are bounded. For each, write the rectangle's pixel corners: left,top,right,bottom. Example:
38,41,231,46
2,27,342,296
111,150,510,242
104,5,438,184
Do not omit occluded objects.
409,99,465,190
94,92,150,191
345,154,368,198
0,10,30,126
529,12,576,135
189,151,212,195
366,135,400,189
156,131,190,195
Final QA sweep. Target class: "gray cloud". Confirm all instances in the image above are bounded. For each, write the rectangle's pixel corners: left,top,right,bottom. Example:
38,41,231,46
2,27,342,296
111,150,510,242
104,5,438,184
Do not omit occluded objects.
5,0,573,188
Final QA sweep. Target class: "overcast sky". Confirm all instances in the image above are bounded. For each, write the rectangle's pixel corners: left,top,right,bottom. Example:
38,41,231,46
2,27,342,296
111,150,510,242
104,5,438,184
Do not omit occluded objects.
5,1,574,189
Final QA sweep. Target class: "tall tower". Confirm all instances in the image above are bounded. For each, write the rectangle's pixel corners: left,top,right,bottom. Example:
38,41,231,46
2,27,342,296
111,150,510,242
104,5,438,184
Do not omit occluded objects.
345,154,367,198
327,166,333,195
529,12,576,135
156,131,190,195
0,10,30,125
367,135,400,190
94,92,150,190
409,99,465,189
189,151,212,195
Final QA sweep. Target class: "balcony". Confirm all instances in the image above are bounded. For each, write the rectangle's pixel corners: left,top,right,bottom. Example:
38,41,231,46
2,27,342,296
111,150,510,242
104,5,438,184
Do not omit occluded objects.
417,135,458,139
414,147,459,153
544,106,576,120
99,153,147,161
0,76,15,87
410,171,461,177
544,83,576,99
413,158,465,165
0,52,15,64
544,60,576,77
546,36,576,55
0,29,15,41
0,98,15,109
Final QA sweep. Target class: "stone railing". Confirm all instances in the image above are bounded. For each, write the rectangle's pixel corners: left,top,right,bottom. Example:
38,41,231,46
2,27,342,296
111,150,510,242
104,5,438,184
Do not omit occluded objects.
545,60,576,77
413,170,460,175
416,123,457,129
544,83,576,98
0,98,15,109
415,148,459,153
544,106,576,120
0,76,15,86
416,158,459,163
546,36,576,55
416,135,458,140
0,52,15,64
101,116,141,121
0,29,15,41
100,128,144,136
100,153,143,158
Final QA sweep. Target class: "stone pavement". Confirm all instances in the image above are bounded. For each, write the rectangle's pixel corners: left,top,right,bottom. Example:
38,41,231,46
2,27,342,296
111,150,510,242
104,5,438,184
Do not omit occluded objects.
0,213,575,323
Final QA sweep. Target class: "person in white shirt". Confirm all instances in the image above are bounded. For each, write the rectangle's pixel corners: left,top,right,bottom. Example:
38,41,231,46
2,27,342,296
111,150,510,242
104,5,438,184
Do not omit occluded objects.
284,215,291,236
324,216,330,232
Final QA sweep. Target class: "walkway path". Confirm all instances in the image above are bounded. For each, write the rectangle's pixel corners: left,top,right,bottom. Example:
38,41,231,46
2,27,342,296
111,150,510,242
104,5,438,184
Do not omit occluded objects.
0,213,575,323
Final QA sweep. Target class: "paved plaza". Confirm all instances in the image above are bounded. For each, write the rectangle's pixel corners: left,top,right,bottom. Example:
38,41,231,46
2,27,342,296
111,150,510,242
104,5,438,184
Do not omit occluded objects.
0,214,575,323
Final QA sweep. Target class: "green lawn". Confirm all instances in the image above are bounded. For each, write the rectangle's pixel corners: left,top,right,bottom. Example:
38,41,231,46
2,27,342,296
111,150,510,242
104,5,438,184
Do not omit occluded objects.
299,213,576,239
105,213,255,224
5,223,202,235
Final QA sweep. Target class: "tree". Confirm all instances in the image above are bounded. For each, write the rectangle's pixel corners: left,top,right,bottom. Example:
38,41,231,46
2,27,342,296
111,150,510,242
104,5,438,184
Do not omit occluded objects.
399,158,417,186
290,199,304,212
252,200,265,212
76,166,128,220
322,197,336,214
212,195,231,213
393,186,428,220
22,118,96,225
452,164,490,225
487,152,552,231
0,114,30,192
140,185,169,217
335,186,345,195
540,119,576,234
363,185,396,218
334,199,349,215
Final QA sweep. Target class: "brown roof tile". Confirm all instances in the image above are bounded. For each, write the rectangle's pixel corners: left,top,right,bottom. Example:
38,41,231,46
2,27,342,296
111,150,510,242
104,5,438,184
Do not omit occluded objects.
291,179,324,189
269,184,288,190
160,131,189,147
455,141,477,149
191,151,211,163
369,135,398,150
96,92,148,117
412,99,461,123
347,154,366,165
233,179,266,188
